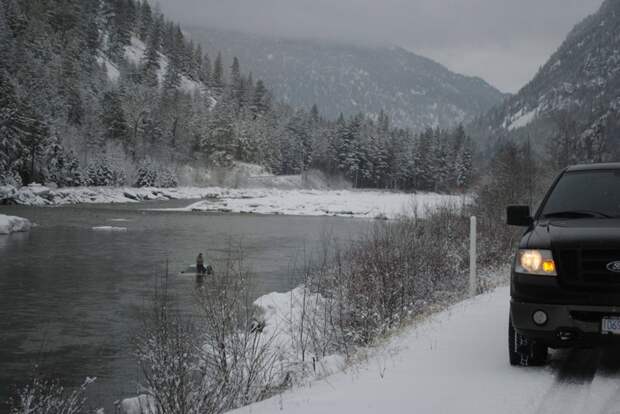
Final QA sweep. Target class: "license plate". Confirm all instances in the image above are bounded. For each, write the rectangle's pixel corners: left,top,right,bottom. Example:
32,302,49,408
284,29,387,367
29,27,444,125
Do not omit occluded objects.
602,317,620,334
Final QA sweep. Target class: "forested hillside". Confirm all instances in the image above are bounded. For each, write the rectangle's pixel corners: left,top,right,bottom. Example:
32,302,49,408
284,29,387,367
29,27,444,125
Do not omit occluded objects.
470,0,620,170
190,27,506,130
0,0,475,193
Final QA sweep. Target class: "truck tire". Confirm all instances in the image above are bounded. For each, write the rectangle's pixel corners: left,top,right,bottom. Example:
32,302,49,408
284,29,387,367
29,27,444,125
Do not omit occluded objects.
508,315,548,366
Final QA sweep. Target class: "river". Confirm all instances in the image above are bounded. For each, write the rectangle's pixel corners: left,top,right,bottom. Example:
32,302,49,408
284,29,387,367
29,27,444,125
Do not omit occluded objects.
0,200,370,412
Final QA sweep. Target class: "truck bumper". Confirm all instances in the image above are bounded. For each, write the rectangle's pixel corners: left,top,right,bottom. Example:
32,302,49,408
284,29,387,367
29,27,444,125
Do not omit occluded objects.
510,299,620,348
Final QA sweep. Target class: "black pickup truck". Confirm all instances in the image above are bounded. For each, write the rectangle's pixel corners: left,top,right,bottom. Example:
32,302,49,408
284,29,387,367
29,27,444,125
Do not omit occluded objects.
507,163,620,366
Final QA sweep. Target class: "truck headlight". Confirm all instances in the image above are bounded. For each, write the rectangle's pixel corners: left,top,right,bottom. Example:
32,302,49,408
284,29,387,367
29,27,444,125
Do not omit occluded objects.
515,249,557,276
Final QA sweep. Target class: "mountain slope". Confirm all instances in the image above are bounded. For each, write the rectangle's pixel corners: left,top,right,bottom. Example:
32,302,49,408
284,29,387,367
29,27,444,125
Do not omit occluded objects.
189,28,506,130
472,0,620,158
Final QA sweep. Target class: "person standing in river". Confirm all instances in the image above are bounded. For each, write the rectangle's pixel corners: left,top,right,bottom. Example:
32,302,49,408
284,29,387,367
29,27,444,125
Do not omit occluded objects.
196,253,206,275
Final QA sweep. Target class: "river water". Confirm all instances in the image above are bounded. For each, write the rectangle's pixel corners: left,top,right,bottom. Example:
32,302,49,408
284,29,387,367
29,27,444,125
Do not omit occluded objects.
0,200,369,412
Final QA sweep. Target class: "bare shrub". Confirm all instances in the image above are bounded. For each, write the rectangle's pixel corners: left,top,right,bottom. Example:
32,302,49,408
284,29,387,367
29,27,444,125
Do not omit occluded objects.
8,375,94,414
276,205,473,363
194,255,281,409
133,289,206,414
131,253,281,414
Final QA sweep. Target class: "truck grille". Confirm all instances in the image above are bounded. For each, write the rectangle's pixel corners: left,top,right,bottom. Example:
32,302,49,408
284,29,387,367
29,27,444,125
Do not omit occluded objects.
558,248,620,288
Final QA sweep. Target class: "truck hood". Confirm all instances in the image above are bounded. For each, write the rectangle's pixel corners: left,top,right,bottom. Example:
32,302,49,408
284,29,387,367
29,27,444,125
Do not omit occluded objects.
524,218,620,248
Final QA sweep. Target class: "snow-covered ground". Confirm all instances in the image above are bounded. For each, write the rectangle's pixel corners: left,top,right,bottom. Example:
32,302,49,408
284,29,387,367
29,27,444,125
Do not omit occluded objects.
0,214,32,235
504,107,539,131
123,36,204,95
231,287,620,414
159,189,465,219
1,183,463,220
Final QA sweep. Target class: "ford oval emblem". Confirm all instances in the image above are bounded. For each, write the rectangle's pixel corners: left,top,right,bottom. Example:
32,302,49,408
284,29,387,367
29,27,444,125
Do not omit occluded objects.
607,261,620,273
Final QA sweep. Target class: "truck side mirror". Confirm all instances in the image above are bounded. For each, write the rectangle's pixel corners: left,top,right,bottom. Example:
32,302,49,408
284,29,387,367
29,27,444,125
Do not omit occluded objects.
507,205,532,226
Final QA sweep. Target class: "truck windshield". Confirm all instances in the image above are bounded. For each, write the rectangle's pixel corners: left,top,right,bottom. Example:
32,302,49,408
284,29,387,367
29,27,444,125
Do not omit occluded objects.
541,170,620,219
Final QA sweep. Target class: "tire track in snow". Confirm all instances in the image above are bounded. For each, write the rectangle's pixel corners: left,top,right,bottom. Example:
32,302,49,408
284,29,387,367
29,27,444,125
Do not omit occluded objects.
535,348,601,414
592,347,620,414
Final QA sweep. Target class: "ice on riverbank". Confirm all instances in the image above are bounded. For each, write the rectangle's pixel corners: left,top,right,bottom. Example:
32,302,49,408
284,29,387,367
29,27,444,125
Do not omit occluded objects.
1,183,465,220
160,189,466,219
92,226,128,232
0,214,32,235
0,184,218,206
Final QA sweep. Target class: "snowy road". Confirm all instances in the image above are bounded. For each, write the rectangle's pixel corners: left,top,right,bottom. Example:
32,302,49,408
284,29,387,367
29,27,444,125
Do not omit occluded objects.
231,287,620,414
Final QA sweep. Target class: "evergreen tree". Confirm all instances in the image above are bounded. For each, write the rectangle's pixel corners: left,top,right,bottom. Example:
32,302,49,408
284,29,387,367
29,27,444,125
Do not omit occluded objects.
191,43,203,81
0,71,25,181
134,162,157,187
0,70,47,183
251,80,270,115
137,0,153,41
211,51,224,90
200,52,211,84
142,14,162,87
100,90,129,144
203,93,235,165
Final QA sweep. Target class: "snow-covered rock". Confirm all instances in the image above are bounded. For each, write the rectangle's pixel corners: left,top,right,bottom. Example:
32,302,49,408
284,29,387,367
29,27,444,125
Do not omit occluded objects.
117,395,157,414
26,183,51,197
0,185,17,203
0,214,32,235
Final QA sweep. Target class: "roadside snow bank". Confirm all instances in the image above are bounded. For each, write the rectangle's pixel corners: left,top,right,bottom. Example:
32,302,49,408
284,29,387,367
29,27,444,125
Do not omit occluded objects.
119,285,346,413
255,287,347,379
0,214,32,235
230,287,553,414
160,189,465,219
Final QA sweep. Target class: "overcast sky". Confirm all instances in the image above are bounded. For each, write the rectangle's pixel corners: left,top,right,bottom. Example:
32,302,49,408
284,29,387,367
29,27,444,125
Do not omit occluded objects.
155,0,603,93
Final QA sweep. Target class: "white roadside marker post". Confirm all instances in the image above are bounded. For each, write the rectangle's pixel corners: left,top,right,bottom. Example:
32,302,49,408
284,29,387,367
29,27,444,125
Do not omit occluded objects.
469,216,477,297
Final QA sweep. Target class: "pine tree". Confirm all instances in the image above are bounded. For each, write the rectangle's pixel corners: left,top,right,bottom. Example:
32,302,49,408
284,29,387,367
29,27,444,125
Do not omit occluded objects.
134,162,157,187
203,92,235,164
45,133,66,185
0,69,47,183
142,15,162,87
0,6,15,73
200,52,211,84
0,71,25,181
64,150,83,186
211,51,224,90
251,80,270,115
455,138,473,190
230,56,244,109
104,0,133,62
137,0,153,41
100,90,129,144
191,43,203,81
60,43,84,125
163,58,180,91
340,115,363,186
162,26,183,91
414,128,433,190
87,157,114,186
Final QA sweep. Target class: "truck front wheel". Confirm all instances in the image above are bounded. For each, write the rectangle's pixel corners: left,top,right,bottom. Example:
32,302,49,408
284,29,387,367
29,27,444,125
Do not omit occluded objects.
508,314,547,366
